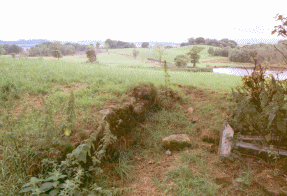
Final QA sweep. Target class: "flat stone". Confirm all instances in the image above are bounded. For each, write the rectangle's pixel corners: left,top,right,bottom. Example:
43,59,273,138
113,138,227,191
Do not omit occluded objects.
162,134,191,150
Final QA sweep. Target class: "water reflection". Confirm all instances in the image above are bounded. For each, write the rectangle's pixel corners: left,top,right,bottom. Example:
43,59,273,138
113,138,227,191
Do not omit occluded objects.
213,68,287,81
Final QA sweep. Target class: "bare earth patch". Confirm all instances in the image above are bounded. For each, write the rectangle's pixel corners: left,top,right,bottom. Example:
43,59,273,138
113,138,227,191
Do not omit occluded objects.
125,152,182,196
51,82,88,93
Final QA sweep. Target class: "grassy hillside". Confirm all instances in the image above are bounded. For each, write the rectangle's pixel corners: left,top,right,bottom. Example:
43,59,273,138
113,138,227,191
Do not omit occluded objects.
1,56,282,196
110,45,223,67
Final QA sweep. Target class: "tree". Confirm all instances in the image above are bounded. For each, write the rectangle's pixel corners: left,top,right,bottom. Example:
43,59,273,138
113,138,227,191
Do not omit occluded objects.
272,14,287,38
272,14,287,64
86,45,97,63
208,47,214,55
105,39,117,49
50,41,63,60
0,45,6,55
195,37,205,44
96,42,101,49
154,44,166,65
186,46,204,67
180,42,188,47
188,37,195,45
141,42,149,48
105,43,110,54
174,55,189,68
10,44,23,54
133,49,139,58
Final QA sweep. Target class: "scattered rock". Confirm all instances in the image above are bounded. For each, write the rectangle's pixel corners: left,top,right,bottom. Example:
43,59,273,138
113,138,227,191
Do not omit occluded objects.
191,116,199,123
162,134,191,150
134,156,142,161
187,107,194,113
165,150,172,156
99,109,113,115
109,105,117,110
148,160,154,164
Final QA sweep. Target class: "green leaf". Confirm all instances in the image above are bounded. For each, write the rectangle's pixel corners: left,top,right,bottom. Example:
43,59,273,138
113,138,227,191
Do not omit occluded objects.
277,120,286,132
268,113,276,124
19,187,32,193
79,151,87,163
41,182,54,190
266,134,271,142
49,189,59,196
64,128,71,136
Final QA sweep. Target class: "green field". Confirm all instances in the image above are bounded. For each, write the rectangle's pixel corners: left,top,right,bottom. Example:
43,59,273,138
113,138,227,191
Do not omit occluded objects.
0,54,276,196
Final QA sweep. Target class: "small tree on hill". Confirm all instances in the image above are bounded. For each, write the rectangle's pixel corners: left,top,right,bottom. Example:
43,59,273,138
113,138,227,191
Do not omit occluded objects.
154,44,166,65
208,47,214,55
174,55,189,68
141,42,149,48
133,49,139,58
86,46,97,63
186,46,204,67
105,43,110,54
50,41,62,60
96,42,101,49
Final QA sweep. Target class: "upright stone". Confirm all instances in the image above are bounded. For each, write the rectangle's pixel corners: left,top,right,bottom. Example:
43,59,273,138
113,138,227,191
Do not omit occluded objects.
218,122,234,156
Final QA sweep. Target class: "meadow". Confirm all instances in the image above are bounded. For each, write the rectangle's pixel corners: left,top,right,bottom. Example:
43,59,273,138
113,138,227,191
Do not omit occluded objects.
0,47,285,195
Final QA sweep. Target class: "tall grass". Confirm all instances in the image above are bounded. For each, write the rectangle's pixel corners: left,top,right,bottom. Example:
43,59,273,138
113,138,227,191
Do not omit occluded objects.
0,57,240,99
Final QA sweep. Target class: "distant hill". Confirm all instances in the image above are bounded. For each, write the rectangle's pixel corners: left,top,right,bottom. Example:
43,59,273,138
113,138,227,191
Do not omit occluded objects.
0,39,49,48
1,38,285,49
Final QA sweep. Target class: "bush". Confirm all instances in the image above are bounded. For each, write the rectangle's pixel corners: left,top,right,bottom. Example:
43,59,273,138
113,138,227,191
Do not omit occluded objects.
213,46,231,57
174,55,189,67
228,48,256,62
228,60,287,148
141,42,149,48
228,43,287,64
208,47,214,55
86,46,97,63
133,49,139,58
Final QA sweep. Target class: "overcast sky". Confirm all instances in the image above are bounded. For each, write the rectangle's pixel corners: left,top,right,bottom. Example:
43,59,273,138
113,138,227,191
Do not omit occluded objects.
1,0,287,44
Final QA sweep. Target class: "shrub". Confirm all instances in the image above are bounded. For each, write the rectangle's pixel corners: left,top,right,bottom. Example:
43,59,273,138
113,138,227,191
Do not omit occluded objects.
208,47,214,55
228,48,256,62
133,49,139,58
213,47,231,57
141,42,149,48
228,55,287,149
174,55,189,67
86,46,97,63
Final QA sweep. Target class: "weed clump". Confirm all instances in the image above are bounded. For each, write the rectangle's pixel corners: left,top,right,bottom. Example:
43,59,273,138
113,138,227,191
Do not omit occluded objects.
0,83,19,101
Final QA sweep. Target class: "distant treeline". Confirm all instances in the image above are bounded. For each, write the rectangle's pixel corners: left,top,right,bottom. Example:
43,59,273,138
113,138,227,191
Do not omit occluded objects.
104,39,136,49
28,42,89,57
181,37,237,48
208,40,287,64
0,44,23,55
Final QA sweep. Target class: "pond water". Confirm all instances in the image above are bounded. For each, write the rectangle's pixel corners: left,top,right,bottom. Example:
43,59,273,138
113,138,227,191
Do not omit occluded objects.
213,68,287,81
